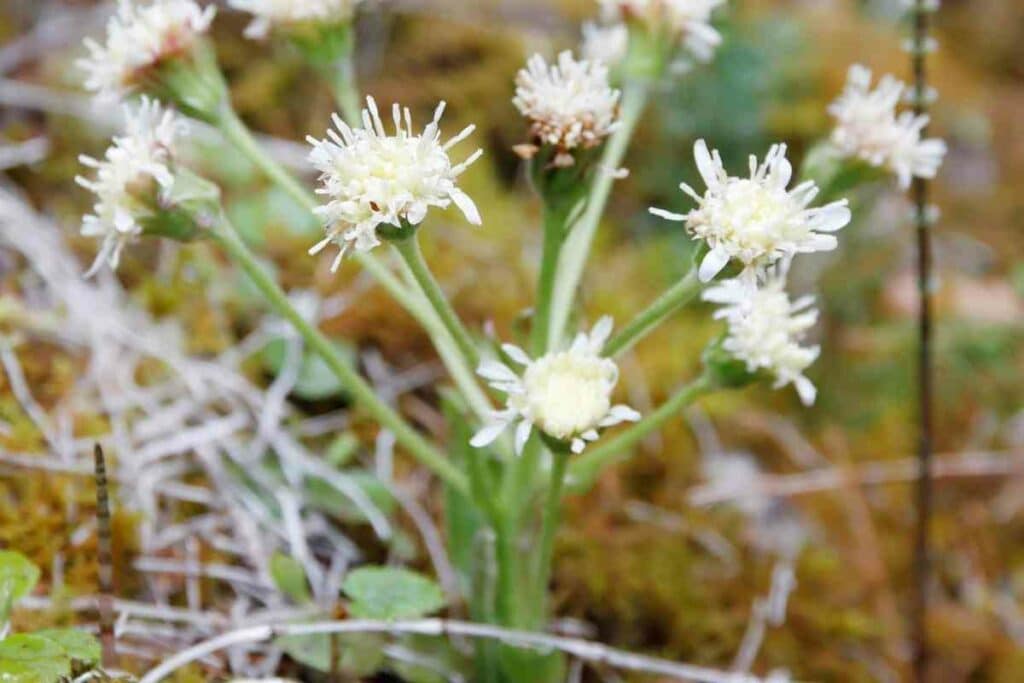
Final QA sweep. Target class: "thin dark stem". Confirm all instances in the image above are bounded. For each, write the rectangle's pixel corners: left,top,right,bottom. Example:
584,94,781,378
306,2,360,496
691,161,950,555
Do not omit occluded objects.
93,444,116,668
910,2,934,681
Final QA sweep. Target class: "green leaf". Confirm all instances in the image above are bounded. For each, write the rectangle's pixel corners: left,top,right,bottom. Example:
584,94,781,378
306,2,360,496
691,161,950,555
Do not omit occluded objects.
0,551,40,618
260,337,355,401
306,471,394,524
34,629,102,666
277,633,384,675
342,566,445,620
269,552,312,605
0,635,71,682
0,660,44,683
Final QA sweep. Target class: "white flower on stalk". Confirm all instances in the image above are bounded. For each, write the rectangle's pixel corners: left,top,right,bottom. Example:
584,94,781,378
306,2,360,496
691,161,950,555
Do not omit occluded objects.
471,317,640,454
828,64,947,189
598,0,725,61
306,97,483,269
228,0,363,39
513,51,621,160
78,0,216,100
581,21,629,67
76,98,186,275
703,273,820,406
650,140,851,283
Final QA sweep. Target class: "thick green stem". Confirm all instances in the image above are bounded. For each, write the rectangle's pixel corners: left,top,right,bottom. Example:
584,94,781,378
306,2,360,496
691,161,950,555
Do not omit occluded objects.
331,56,363,127
531,207,568,356
209,215,468,495
603,268,701,358
393,232,480,370
532,448,569,625
216,106,318,213
548,82,649,349
567,374,713,493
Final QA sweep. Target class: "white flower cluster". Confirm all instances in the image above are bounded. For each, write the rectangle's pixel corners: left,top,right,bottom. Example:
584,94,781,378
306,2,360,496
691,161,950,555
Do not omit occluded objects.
472,318,640,454
76,98,186,275
598,0,725,61
651,140,851,283
828,64,947,188
78,0,216,100
228,0,363,39
513,51,621,161
703,273,820,405
307,97,483,269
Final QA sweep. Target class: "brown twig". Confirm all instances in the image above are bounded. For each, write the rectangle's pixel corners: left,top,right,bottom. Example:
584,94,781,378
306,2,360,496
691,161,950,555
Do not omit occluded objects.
909,2,936,680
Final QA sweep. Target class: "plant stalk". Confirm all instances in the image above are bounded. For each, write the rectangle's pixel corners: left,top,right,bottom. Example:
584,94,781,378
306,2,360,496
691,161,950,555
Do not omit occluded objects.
567,374,713,492
209,214,468,495
531,207,569,356
393,232,480,370
547,82,649,349
604,267,702,357
910,1,936,680
532,448,569,625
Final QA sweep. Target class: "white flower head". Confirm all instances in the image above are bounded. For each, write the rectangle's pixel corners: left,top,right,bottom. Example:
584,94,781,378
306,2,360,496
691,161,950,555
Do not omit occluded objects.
306,97,483,270
828,64,947,189
228,0,363,39
78,0,216,101
581,21,629,67
513,51,621,159
703,273,820,405
471,317,640,455
598,0,725,61
76,97,187,275
651,140,852,283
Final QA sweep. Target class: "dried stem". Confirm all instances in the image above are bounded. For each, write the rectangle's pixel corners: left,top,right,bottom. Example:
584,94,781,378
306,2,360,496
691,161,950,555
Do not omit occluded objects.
909,1,936,679
138,618,767,683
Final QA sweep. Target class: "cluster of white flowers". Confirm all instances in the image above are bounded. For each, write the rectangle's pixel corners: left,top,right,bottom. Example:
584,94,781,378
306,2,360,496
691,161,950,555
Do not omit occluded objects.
513,51,621,162
228,0,363,39
651,140,851,283
307,97,483,269
581,21,629,67
703,273,820,405
828,64,947,188
598,0,725,61
78,0,216,100
76,98,186,275
472,318,640,454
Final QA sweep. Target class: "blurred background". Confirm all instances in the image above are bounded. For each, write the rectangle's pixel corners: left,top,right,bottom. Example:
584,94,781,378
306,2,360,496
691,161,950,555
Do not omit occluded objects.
1,0,1022,681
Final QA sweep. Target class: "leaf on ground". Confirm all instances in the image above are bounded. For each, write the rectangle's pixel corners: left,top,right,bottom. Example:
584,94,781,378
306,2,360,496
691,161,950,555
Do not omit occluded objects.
342,566,445,620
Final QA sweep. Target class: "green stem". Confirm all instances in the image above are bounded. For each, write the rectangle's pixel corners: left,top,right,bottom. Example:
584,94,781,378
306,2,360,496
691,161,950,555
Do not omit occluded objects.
209,215,468,495
331,55,363,128
393,232,480,370
532,447,569,625
547,82,649,349
216,106,318,213
603,267,702,358
531,207,568,356
567,374,713,493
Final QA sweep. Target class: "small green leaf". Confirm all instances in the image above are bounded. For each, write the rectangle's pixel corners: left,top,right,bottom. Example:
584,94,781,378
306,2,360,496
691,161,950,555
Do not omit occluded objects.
277,633,384,675
0,635,71,681
342,566,445,620
0,551,40,616
0,660,43,682
260,338,355,401
269,552,312,605
35,628,102,666
306,471,394,524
